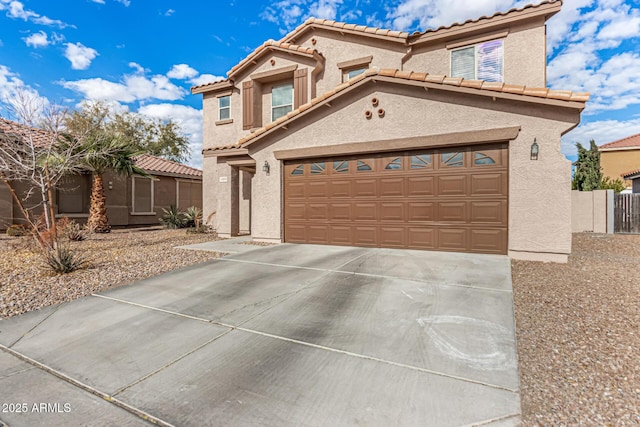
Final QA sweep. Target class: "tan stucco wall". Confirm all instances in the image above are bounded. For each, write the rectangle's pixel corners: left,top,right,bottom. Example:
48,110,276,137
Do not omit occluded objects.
228,82,578,259
572,190,612,233
406,20,547,87
600,149,640,188
239,170,252,233
202,156,218,228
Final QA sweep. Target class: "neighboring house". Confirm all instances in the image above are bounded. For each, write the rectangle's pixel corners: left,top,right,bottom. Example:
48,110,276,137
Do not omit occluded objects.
191,0,588,262
621,169,640,193
0,118,202,230
599,133,640,190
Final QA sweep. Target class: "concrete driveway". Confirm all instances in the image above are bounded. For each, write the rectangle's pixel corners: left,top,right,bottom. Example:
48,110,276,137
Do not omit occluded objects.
0,242,521,426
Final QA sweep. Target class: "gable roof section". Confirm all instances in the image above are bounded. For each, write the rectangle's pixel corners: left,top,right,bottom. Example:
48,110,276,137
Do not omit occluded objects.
226,40,320,79
599,133,640,151
621,168,640,180
134,154,202,178
408,0,562,45
191,79,234,95
282,18,410,44
203,67,589,153
0,117,56,148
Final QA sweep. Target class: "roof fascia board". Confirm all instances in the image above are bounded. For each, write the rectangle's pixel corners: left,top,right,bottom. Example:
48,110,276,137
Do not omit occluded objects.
274,126,521,160
191,80,234,95
600,146,640,152
228,47,315,80
285,24,408,45
203,148,250,158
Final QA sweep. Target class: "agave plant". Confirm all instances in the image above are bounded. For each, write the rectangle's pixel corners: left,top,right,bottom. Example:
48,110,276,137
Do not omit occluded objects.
160,204,186,229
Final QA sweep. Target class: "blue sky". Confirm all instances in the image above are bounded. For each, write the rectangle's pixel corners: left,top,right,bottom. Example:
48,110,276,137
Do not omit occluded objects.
0,0,639,167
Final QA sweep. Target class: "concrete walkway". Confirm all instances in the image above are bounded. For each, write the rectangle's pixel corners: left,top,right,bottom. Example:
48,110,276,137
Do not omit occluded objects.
0,242,521,426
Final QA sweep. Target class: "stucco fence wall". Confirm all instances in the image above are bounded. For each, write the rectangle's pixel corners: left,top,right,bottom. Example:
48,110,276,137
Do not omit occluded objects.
571,190,614,234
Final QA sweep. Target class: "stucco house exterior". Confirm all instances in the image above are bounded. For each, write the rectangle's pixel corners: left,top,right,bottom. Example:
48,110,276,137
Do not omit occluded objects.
0,118,202,230
621,169,640,193
599,133,640,190
192,0,588,263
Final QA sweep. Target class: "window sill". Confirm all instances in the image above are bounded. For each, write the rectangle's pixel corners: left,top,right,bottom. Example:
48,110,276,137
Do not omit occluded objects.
215,119,233,126
130,212,157,216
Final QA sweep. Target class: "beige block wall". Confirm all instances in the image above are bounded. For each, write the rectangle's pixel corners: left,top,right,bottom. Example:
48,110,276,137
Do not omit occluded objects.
238,83,578,259
406,21,547,87
600,149,640,188
571,190,613,233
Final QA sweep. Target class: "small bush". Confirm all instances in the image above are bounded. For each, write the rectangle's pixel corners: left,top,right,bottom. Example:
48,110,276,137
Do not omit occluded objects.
600,176,626,193
184,206,202,228
58,219,87,241
42,245,87,274
6,224,27,237
160,205,186,229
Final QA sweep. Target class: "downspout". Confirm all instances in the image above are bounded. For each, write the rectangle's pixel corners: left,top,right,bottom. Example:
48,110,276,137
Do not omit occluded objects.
311,52,325,99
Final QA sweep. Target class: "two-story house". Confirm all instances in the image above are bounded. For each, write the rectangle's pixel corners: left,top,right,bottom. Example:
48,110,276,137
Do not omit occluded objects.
191,0,588,263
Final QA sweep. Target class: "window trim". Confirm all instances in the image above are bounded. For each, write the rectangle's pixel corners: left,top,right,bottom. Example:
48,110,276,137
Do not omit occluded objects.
131,176,156,215
450,39,504,82
271,82,294,122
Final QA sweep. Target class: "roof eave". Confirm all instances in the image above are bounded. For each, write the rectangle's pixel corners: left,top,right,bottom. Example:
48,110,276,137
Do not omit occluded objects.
284,23,409,45
191,80,234,95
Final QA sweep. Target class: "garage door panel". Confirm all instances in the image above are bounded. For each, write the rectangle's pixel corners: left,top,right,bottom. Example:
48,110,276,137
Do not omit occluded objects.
353,203,377,221
329,180,351,198
438,228,468,250
308,181,329,198
470,229,506,253
308,204,328,220
353,179,377,197
330,203,352,220
438,202,467,222
380,227,405,247
407,176,434,196
354,227,377,246
330,226,352,244
408,202,435,222
470,174,505,195
285,203,306,220
380,177,404,196
284,144,508,254
438,175,467,196
380,203,404,221
285,182,306,199
407,227,436,249
471,201,507,223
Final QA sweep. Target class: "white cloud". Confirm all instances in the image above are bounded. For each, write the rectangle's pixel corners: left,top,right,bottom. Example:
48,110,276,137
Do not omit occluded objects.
61,73,186,103
64,42,99,70
23,31,49,48
260,0,351,32
117,0,131,6
189,74,225,87
128,62,146,74
0,0,73,28
562,118,640,157
165,9,175,16
167,64,198,80
308,0,342,20
0,64,50,119
138,103,203,168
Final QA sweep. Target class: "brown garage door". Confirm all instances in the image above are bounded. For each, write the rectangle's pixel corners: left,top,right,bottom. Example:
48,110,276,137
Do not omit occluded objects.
283,143,508,254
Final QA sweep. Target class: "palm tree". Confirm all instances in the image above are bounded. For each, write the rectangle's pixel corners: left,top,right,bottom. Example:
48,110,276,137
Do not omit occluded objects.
81,137,147,232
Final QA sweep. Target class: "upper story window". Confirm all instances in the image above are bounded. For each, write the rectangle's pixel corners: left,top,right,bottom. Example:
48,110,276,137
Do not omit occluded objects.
451,40,503,82
218,95,230,120
272,83,293,121
346,68,367,80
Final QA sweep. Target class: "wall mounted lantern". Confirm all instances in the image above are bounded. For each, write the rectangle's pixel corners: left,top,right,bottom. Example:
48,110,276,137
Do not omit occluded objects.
262,160,270,175
531,139,539,160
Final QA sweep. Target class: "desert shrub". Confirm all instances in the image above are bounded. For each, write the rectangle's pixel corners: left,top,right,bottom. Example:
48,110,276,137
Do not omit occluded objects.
42,245,87,274
6,224,27,237
600,176,626,193
59,220,88,241
184,206,202,228
160,205,186,229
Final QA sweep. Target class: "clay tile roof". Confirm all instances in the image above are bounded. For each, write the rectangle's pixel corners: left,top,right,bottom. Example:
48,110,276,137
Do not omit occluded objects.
282,17,410,43
621,168,640,179
227,40,318,78
134,154,202,178
410,0,561,39
599,133,640,151
212,68,588,150
0,117,56,148
190,78,232,94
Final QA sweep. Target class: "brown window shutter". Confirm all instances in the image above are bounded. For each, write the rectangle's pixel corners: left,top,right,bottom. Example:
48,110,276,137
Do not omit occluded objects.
242,80,254,130
293,68,308,109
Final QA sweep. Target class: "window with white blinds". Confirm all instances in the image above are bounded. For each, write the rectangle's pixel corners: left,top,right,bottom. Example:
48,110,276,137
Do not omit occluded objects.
451,40,503,82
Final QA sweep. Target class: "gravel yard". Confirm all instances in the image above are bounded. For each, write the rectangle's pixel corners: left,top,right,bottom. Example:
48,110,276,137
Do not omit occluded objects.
0,228,225,319
513,233,640,425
